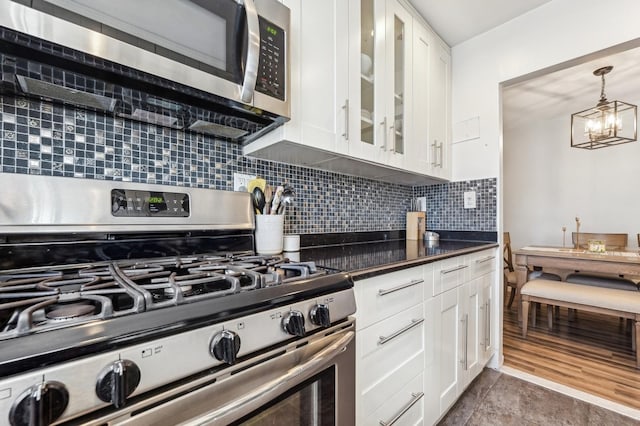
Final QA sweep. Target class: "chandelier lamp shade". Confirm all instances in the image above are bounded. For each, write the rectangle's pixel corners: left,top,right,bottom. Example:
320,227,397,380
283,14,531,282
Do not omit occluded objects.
570,66,637,149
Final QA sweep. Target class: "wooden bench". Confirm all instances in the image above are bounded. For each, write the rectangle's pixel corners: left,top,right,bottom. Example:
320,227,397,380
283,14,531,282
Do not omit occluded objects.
520,279,640,368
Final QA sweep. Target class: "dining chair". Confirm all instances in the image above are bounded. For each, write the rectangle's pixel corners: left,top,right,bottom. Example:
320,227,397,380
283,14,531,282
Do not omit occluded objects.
567,232,638,290
503,232,560,308
571,232,627,250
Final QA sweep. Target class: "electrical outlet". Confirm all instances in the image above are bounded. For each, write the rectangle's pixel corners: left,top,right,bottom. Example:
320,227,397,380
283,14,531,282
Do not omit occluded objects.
463,191,477,209
234,173,256,192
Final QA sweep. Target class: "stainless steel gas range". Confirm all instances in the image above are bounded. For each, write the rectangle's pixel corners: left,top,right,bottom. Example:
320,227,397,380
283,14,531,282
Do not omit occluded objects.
0,174,356,426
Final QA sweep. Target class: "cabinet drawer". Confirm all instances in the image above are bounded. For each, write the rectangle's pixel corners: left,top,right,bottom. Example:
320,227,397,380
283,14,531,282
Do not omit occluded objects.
355,266,425,330
358,303,424,391
468,249,496,280
359,351,423,420
432,256,468,296
364,373,424,426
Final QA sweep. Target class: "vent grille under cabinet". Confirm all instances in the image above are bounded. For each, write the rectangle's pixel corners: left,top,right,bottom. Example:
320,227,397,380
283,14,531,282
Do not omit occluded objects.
0,28,276,142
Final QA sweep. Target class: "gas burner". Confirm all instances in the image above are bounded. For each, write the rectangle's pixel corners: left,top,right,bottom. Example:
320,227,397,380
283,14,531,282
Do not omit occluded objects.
0,266,145,339
0,253,333,338
45,303,97,321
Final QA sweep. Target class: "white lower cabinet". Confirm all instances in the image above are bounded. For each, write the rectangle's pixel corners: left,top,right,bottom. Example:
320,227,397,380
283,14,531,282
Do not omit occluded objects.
433,250,497,419
460,277,482,389
365,373,425,426
431,278,482,414
355,265,427,425
355,266,425,330
355,248,497,425
480,271,496,364
434,285,461,413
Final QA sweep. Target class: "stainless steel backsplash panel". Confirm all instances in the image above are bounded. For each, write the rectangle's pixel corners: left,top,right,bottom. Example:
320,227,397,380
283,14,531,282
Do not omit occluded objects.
0,174,254,234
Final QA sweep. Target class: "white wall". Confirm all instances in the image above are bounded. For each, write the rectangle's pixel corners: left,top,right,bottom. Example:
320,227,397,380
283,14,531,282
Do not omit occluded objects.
450,0,640,371
451,0,640,182
503,107,640,251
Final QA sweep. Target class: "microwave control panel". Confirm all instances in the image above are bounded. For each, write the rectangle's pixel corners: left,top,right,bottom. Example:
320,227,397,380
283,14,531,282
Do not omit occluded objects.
111,189,190,217
256,17,285,101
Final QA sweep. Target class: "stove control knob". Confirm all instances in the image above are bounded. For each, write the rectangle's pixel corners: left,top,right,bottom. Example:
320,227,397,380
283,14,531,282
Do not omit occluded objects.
210,330,241,365
9,381,69,426
282,310,306,337
96,359,141,409
310,304,331,328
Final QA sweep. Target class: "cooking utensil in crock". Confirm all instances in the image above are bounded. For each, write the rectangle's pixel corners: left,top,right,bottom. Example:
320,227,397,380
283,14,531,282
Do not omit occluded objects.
252,187,265,214
270,186,284,214
277,186,295,215
264,185,273,214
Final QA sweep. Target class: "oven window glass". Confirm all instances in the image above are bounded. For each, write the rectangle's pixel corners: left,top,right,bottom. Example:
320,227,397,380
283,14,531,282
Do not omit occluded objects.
232,366,336,426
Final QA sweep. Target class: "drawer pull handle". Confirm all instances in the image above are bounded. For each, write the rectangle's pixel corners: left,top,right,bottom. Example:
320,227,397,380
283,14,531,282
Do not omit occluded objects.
379,391,425,426
486,300,491,349
441,264,468,275
378,318,424,345
378,279,424,296
475,256,494,264
460,314,469,370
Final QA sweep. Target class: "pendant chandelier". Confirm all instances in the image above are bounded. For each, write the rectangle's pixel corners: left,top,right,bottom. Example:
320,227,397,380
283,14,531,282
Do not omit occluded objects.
570,66,637,149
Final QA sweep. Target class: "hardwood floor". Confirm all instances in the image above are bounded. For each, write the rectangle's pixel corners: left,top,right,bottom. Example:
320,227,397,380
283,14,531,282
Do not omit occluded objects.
503,299,640,410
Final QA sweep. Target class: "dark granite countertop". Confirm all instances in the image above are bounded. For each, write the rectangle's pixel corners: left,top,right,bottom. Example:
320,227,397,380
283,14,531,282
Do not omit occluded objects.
297,238,499,280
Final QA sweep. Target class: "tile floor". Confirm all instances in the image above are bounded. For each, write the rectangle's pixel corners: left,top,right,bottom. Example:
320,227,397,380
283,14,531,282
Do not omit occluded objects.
438,368,639,425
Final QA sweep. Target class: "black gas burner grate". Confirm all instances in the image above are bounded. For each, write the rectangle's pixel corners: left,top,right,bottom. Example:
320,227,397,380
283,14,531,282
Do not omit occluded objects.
0,253,326,339
0,265,144,339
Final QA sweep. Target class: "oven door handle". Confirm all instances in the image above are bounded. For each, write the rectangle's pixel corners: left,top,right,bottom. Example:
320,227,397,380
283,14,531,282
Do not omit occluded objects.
181,330,354,426
240,0,260,103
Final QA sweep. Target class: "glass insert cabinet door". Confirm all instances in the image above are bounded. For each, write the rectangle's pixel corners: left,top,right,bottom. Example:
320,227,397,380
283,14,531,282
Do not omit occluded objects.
385,0,412,166
392,13,406,155
357,0,411,164
359,0,378,149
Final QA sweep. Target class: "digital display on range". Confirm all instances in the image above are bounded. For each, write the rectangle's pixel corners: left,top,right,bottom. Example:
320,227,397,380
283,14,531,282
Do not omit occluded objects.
111,189,190,217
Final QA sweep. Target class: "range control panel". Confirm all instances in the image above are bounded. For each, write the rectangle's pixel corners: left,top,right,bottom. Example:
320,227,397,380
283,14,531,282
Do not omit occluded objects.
111,189,190,217
255,17,285,101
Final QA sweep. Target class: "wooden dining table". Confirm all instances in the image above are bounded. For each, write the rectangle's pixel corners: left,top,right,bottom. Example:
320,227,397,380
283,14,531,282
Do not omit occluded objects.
513,246,640,321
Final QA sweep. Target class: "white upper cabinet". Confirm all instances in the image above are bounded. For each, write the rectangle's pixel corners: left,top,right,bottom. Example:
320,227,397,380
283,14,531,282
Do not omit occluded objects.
408,21,432,174
243,0,452,185
243,0,347,163
348,0,385,164
428,39,452,180
344,0,416,169
383,0,413,169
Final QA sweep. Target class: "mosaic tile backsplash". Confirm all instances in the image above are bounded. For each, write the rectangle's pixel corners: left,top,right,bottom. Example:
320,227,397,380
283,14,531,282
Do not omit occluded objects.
414,178,497,232
0,24,496,235
0,94,496,234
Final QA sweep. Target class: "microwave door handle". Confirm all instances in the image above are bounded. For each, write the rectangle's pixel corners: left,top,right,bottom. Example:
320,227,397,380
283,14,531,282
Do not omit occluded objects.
240,0,260,103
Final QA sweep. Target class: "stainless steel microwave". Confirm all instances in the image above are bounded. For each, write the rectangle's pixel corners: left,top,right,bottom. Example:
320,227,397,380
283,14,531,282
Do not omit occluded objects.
0,0,290,141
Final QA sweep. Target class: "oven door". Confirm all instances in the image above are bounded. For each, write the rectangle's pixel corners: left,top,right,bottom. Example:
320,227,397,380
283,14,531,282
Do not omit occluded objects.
84,321,355,426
